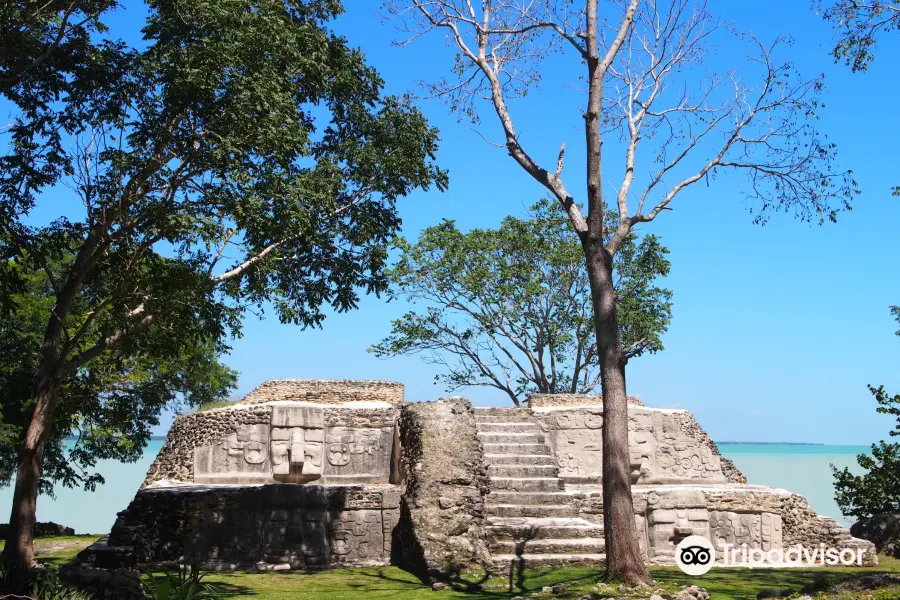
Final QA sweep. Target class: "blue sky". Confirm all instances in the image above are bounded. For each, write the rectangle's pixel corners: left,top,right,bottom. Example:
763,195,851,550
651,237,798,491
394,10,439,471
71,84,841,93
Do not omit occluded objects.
207,1,899,445
9,1,900,445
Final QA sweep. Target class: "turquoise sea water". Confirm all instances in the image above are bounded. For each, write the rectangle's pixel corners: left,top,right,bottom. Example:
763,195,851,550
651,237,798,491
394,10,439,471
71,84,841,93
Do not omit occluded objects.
0,441,872,534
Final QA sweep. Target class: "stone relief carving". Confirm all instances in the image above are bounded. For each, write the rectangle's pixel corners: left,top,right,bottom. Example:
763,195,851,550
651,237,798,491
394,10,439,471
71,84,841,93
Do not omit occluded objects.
644,491,710,564
226,426,268,464
192,406,395,484
553,429,602,479
710,511,783,553
543,408,725,484
325,429,382,467
270,406,326,483
329,510,384,563
194,424,272,483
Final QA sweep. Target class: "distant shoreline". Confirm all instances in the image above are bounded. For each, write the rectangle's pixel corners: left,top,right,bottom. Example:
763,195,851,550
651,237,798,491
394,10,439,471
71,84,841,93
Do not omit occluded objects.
716,441,825,446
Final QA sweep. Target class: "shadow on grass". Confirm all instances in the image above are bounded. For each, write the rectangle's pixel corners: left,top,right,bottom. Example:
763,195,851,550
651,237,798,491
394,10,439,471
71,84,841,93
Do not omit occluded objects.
358,564,607,598
652,566,900,600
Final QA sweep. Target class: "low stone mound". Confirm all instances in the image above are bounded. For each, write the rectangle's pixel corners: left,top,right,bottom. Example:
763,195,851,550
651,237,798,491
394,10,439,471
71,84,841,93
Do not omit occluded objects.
0,521,75,537
528,393,645,408
240,379,404,406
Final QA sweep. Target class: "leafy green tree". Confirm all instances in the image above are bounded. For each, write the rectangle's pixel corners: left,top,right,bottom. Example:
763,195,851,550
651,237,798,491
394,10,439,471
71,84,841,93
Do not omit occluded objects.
0,0,117,85
371,200,672,405
0,0,446,570
833,384,900,518
832,308,900,518
0,248,238,496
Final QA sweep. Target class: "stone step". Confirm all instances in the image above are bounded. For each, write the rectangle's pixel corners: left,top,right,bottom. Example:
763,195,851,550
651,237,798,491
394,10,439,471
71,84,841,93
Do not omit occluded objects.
485,504,578,518
489,477,565,492
477,432,545,444
489,553,606,570
488,464,559,478
476,422,542,433
486,517,604,541
481,443,550,456
474,407,530,416
485,491,574,505
491,537,605,555
475,415,535,424
484,454,556,466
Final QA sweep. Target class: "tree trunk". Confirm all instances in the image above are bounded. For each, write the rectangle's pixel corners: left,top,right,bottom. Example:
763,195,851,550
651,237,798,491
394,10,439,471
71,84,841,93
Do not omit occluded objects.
584,240,652,585
2,377,59,574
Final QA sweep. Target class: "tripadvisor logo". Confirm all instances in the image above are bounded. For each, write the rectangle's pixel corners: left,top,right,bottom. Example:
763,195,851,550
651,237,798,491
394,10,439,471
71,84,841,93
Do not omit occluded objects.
675,535,867,574
675,536,715,576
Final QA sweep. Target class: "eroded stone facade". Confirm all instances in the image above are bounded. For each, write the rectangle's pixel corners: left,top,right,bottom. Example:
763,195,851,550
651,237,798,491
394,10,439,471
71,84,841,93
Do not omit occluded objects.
148,400,398,487
535,406,728,485
85,382,876,578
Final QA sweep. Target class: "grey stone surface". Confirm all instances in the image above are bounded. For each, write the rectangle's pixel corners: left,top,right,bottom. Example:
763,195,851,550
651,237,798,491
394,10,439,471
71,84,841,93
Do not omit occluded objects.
393,398,491,580
105,484,400,570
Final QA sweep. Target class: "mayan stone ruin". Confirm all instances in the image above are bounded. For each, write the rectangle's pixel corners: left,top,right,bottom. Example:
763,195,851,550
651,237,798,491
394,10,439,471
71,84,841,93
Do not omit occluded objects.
76,379,877,581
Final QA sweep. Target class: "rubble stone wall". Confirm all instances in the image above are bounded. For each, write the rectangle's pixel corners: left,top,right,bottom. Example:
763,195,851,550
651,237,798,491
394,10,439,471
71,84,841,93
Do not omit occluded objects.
676,411,747,484
703,488,876,565
242,379,403,406
106,484,400,570
394,398,490,581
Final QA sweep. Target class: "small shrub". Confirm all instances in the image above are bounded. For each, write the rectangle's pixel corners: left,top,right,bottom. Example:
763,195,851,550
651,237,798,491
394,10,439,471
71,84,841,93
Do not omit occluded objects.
141,563,220,600
14,566,92,600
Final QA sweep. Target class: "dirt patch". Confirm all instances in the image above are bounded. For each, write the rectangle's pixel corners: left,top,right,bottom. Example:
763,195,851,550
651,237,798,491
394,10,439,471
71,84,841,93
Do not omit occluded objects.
34,539,96,556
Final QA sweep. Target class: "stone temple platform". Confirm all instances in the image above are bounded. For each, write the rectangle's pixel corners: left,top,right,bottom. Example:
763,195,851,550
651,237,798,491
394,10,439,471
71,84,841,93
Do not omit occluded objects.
75,380,876,583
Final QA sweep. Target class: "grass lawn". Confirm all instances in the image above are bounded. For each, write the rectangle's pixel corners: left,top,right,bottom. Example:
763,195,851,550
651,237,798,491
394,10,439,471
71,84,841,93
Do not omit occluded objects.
24,538,900,600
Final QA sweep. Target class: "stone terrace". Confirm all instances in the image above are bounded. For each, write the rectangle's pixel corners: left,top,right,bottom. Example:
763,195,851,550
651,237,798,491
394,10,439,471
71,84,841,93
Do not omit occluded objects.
241,379,404,406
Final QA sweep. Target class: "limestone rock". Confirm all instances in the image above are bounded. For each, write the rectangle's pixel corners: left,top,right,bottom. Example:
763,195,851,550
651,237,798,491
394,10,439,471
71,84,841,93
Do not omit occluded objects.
392,397,491,580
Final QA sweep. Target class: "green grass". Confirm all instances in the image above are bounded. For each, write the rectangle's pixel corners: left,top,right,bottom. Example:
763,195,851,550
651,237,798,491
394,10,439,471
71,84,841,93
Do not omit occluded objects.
27,542,900,600
0,535,103,567
166,563,900,600
193,400,237,412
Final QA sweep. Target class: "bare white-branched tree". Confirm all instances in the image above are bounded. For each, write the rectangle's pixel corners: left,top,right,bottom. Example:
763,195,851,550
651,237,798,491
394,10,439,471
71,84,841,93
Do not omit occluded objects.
384,0,858,584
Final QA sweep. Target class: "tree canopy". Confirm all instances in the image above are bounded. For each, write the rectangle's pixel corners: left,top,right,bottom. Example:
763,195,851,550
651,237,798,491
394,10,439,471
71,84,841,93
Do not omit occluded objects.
370,200,672,405
0,0,446,569
0,246,237,496
833,384,900,518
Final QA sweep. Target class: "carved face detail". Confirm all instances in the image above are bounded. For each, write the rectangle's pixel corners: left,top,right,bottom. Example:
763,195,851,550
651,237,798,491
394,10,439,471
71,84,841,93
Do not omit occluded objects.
328,443,351,466
244,439,267,464
584,412,603,429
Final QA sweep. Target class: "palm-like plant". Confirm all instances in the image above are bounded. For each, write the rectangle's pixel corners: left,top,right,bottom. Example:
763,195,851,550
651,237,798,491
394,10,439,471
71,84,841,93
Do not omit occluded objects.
141,563,220,600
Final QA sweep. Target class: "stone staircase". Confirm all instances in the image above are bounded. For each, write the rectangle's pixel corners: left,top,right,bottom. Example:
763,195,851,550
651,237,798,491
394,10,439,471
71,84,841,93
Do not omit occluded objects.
474,408,606,569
